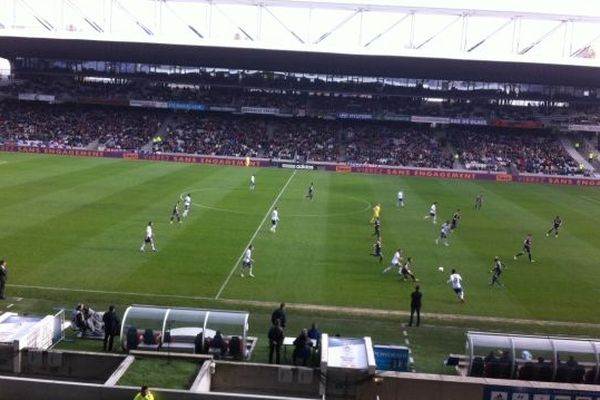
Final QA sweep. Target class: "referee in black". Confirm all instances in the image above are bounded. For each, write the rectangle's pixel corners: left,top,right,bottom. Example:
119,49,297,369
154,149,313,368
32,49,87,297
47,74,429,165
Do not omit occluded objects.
408,285,422,327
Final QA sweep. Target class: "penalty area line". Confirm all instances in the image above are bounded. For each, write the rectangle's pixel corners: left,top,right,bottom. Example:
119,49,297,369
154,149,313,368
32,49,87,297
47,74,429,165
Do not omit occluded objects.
215,170,297,300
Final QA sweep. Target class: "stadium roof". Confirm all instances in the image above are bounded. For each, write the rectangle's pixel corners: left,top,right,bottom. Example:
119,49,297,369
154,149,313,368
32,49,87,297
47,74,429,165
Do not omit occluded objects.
2,35,600,87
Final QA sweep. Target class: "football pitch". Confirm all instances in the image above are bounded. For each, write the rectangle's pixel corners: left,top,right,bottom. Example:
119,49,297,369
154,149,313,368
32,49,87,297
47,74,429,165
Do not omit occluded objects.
1,152,600,324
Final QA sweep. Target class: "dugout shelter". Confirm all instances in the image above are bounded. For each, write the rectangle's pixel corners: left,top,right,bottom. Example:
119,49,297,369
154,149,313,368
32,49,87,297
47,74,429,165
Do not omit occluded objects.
120,305,254,359
466,331,600,383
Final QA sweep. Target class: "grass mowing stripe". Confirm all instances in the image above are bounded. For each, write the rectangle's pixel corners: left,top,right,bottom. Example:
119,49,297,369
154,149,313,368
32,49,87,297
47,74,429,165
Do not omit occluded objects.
9,282,600,329
215,170,297,300
7,283,214,301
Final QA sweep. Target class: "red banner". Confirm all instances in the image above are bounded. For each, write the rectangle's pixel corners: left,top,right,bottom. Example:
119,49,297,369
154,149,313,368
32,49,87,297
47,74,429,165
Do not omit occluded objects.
491,119,545,129
1,145,598,187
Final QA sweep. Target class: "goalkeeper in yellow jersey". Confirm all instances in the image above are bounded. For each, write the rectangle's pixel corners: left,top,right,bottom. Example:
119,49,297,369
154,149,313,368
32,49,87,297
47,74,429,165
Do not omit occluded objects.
370,203,381,223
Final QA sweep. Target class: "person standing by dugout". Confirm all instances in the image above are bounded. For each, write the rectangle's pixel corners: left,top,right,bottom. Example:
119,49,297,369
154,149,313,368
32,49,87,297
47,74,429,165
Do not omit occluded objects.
0,260,7,300
408,285,422,327
102,305,120,352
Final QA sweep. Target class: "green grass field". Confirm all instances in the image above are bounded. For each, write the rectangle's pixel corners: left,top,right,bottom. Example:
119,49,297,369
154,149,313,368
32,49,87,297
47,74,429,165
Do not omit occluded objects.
1,151,600,324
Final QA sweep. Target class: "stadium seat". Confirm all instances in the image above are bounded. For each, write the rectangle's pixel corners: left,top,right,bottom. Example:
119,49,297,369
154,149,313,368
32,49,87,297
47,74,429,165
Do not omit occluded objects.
555,365,572,382
229,336,242,360
194,332,205,354
143,329,156,345
584,367,597,384
469,357,484,377
518,362,534,380
484,361,501,378
126,326,139,351
537,364,553,382
571,366,585,383
498,363,512,379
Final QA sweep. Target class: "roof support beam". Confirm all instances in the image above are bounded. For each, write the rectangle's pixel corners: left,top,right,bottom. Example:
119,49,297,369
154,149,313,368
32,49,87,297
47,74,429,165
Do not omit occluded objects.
313,8,361,45
112,0,154,35
262,5,304,44
64,0,104,33
571,30,600,57
17,0,54,31
415,14,461,50
213,3,253,41
467,18,513,52
363,12,410,48
162,0,204,39
518,21,565,55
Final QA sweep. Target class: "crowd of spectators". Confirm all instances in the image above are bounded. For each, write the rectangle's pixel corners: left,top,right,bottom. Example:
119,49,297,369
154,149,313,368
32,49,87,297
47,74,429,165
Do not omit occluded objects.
448,128,582,175
343,124,453,168
0,102,164,150
5,76,600,126
0,100,585,175
159,114,268,157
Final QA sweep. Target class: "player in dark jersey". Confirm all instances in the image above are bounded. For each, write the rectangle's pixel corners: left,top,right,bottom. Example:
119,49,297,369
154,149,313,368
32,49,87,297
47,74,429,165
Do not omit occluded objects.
450,209,461,231
305,183,315,200
513,234,534,263
545,216,562,238
372,217,381,238
370,239,383,263
400,257,418,282
489,256,505,287
475,192,484,210
170,201,182,224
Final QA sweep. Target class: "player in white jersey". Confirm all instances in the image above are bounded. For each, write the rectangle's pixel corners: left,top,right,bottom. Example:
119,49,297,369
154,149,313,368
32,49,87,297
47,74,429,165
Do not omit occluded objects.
424,202,438,224
250,175,256,191
182,193,192,218
240,244,255,278
435,221,451,246
397,191,404,208
270,207,280,232
382,248,403,273
140,221,157,252
447,269,464,302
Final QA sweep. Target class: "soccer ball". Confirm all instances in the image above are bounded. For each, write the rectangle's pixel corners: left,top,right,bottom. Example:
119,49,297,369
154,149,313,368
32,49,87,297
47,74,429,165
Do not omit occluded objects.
438,266,444,272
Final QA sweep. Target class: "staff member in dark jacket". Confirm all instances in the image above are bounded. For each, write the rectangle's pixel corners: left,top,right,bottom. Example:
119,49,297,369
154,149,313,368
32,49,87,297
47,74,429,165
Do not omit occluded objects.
102,305,120,351
293,329,312,366
271,303,286,328
408,285,422,327
0,260,7,300
268,319,284,364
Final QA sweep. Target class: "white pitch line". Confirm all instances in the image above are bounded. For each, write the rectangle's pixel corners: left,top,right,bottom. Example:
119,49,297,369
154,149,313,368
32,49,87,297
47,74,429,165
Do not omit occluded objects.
404,338,410,345
403,330,408,336
215,170,297,300
6,304,13,309
8,284,215,301
8,283,600,330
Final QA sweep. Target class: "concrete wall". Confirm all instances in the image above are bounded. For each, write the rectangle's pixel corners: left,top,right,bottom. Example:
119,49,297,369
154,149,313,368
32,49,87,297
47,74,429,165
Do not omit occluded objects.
16,350,126,383
354,372,600,400
211,361,320,398
0,375,315,400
